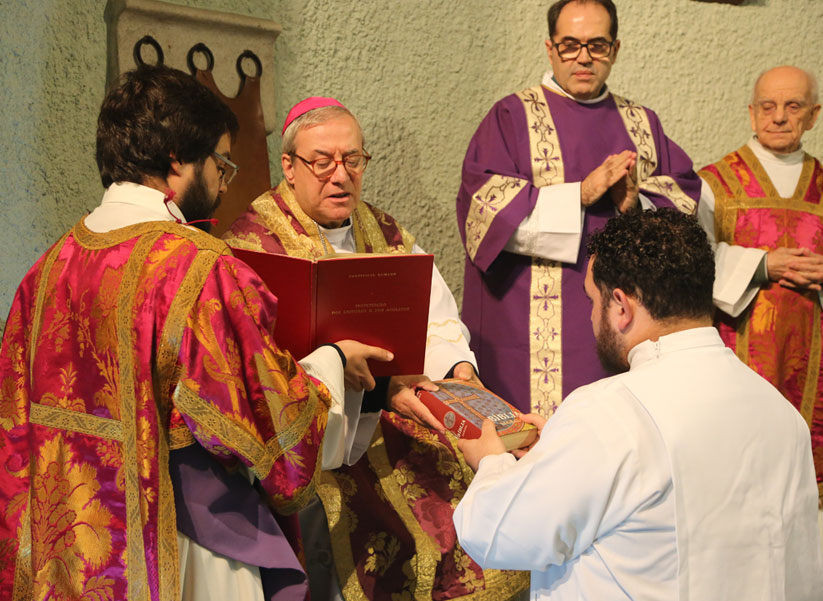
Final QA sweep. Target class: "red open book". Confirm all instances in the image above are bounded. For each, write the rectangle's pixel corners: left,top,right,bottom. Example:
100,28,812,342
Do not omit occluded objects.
233,248,433,377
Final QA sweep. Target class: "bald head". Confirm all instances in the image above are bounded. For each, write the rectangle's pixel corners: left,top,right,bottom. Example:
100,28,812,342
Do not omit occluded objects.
753,66,818,105
749,66,821,154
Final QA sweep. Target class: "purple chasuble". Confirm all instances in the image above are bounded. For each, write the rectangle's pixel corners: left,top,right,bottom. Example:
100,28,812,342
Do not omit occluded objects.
457,85,700,414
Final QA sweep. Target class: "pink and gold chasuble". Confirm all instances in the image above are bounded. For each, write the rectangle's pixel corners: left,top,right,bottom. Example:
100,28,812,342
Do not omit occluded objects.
225,182,528,601
700,146,823,499
0,219,331,600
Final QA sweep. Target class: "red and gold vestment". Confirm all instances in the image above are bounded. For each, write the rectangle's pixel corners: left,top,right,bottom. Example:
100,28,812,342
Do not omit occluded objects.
0,218,331,600
700,146,823,499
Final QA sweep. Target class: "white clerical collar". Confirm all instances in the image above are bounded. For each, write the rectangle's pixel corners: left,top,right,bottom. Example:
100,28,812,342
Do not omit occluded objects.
84,181,187,233
627,327,723,369
748,136,804,167
541,70,610,104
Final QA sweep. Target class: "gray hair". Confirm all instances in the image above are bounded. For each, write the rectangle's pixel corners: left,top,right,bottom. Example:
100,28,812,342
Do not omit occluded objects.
751,66,819,105
281,105,366,155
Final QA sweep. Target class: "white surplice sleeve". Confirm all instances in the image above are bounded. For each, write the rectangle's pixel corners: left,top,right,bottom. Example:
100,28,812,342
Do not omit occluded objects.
414,243,478,378
452,392,645,571
298,345,375,470
503,186,657,264
503,183,584,264
697,179,766,318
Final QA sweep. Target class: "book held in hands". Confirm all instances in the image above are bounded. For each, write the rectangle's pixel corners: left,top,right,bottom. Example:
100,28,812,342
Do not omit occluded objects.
415,379,537,451
232,248,433,377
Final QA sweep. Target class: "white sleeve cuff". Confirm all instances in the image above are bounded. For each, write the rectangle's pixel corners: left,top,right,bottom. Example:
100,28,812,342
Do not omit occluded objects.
298,346,348,470
638,193,656,211
503,183,583,263
713,243,767,317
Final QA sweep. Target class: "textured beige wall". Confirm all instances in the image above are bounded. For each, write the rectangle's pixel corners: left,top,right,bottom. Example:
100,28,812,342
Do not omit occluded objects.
2,0,822,334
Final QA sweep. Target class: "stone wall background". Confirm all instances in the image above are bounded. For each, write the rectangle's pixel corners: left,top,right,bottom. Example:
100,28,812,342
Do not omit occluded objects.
2,0,822,334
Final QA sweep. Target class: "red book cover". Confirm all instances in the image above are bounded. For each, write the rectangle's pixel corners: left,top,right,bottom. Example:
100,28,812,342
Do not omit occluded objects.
416,379,538,451
233,248,433,377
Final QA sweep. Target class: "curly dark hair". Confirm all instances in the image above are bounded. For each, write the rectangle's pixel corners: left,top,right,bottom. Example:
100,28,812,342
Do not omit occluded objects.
96,64,238,188
547,0,618,40
586,209,714,321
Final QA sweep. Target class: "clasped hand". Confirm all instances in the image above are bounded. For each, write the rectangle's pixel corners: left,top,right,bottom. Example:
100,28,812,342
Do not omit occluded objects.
581,150,639,213
767,247,823,291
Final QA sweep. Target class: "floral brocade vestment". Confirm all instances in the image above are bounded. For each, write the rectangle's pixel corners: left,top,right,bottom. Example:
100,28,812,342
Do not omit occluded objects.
700,146,823,499
0,219,331,601
224,181,528,601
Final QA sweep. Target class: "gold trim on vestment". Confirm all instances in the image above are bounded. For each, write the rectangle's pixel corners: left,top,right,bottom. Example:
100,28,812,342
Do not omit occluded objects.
317,471,364,600
613,94,696,215
529,258,563,418
11,503,31,601
173,382,275,475
28,232,70,375
72,217,227,254
613,94,656,180
351,203,416,254
168,426,196,449
157,247,224,412
366,425,440,600
154,242,221,595
120,232,160,601
642,175,697,214
172,379,322,490
249,183,325,259
522,86,564,187
155,415,178,601
29,403,123,440
800,302,821,425
515,87,565,418
464,176,527,263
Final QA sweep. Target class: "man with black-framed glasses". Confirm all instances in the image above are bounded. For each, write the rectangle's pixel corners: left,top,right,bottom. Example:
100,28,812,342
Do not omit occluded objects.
457,0,701,423
224,97,527,601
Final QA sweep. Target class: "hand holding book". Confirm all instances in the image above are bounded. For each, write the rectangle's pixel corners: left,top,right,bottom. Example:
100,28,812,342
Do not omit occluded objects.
458,420,507,471
386,376,443,431
509,413,548,459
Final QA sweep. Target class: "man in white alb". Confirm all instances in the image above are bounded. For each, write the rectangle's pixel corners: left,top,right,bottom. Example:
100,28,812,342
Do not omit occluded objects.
453,209,823,600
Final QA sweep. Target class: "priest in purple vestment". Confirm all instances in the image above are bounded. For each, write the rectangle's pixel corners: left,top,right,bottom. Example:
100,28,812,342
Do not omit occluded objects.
457,0,701,416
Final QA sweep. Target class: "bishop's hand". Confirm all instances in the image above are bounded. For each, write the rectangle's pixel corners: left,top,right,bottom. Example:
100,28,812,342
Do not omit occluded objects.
452,361,483,387
386,375,445,432
334,340,393,392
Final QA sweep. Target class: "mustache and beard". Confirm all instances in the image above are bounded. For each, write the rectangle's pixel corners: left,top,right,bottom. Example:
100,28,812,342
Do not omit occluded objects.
595,303,629,375
177,162,220,233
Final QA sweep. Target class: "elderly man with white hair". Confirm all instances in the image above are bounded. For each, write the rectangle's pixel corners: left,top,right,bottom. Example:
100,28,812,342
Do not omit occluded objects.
697,66,823,523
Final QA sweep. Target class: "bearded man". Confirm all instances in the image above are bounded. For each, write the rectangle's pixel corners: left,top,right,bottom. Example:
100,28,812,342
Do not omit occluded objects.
223,97,527,601
0,65,388,601
454,209,822,600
